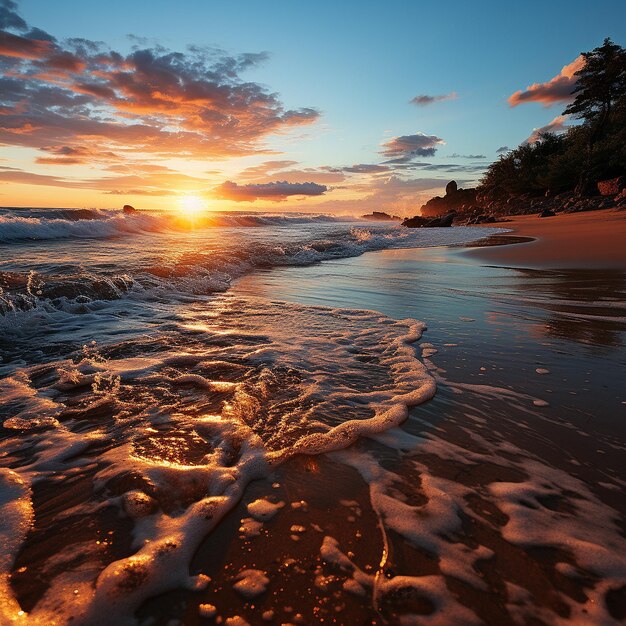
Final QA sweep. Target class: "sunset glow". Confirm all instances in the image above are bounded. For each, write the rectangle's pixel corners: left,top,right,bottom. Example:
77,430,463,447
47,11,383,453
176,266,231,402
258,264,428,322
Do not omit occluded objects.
1,3,626,626
2,2,622,215
178,194,205,216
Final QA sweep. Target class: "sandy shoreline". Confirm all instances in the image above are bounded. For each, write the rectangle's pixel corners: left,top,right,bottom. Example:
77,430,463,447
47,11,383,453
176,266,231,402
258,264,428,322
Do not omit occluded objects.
464,208,626,269
226,234,626,626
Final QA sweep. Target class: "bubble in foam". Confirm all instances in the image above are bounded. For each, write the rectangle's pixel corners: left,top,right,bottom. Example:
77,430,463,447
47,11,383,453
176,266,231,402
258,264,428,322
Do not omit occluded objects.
232,569,270,599
198,603,217,618
246,498,284,521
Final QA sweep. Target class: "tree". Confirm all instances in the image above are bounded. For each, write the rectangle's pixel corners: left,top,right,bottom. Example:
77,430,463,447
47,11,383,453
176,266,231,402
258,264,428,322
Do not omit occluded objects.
564,38,626,146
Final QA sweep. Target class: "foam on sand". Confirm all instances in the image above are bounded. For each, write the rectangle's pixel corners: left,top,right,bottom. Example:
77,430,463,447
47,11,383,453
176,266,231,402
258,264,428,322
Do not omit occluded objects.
0,295,436,624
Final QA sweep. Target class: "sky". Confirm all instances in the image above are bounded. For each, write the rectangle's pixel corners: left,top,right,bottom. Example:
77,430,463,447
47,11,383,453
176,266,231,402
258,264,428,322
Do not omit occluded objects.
1,0,625,215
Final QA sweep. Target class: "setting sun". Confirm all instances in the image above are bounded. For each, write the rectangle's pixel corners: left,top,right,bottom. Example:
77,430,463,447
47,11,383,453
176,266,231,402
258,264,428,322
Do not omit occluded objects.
178,194,205,215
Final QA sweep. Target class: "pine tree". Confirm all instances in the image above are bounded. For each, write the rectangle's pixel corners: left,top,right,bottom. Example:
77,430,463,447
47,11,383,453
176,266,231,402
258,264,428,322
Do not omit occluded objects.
564,38,626,146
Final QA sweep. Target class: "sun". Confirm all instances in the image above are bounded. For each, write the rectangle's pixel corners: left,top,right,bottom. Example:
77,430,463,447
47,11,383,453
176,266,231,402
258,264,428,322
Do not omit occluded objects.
178,194,205,216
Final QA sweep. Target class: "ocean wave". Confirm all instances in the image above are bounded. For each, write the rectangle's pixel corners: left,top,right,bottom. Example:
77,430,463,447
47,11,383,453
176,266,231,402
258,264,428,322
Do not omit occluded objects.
0,209,355,243
0,226,504,319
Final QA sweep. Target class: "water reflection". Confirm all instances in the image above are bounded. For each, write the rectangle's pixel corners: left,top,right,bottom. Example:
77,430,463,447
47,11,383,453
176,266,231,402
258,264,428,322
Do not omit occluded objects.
511,268,626,349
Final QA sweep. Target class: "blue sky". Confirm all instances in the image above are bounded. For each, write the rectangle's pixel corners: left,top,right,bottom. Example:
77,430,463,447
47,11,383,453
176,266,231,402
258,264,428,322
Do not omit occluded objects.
3,0,626,212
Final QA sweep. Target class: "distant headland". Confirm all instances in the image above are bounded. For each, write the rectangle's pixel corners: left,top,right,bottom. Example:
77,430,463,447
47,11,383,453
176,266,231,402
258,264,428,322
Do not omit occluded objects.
402,38,626,228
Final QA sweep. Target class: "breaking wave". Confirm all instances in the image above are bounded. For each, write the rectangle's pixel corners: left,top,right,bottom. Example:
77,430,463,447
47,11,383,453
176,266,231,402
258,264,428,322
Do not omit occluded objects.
0,208,355,243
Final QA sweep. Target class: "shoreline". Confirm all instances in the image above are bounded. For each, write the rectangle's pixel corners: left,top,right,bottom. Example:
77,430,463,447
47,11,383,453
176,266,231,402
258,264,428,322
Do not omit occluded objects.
461,208,626,269
227,235,626,625
3,216,625,625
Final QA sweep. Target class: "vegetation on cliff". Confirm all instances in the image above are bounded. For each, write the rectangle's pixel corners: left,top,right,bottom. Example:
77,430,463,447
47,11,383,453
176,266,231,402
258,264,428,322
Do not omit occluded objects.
478,38,626,202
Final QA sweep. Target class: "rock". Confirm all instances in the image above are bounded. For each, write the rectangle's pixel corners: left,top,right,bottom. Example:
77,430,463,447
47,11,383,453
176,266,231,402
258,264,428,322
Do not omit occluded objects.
425,212,455,227
445,180,458,195
360,211,400,221
597,176,625,196
539,208,556,218
420,182,478,217
401,215,428,228
122,204,137,214
402,212,455,228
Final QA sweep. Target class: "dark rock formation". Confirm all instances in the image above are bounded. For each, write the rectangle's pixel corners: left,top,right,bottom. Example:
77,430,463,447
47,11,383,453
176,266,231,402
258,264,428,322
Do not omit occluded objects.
401,215,428,228
360,211,400,221
539,208,556,218
445,180,458,195
122,204,137,214
402,212,455,228
420,181,478,217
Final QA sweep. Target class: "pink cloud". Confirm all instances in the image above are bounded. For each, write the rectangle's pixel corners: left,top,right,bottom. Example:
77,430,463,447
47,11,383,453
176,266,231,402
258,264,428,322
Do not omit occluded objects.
526,115,570,143
508,56,584,107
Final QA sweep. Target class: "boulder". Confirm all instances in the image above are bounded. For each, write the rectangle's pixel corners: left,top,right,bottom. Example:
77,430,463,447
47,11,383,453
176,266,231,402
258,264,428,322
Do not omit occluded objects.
426,212,455,227
401,215,428,228
123,204,137,214
597,176,625,196
360,211,399,221
445,180,458,195
539,208,556,218
401,212,455,228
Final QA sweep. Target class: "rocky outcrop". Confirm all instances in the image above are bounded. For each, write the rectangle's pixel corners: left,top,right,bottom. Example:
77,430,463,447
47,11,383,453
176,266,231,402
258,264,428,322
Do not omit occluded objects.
122,204,137,214
415,175,626,224
402,212,455,228
420,181,478,217
360,211,401,221
445,180,458,195
597,176,625,196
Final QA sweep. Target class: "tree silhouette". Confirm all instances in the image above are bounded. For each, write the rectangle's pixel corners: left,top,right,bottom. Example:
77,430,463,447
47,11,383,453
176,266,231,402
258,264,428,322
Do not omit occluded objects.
564,37,626,192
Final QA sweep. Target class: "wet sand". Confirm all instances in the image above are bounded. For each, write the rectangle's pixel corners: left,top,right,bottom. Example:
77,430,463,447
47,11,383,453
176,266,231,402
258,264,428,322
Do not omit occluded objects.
465,208,626,269
176,233,626,625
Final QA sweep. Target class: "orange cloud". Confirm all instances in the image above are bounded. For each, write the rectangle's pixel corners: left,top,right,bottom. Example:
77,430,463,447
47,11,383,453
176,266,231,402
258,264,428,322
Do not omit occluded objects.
0,30,53,60
0,2,320,197
215,180,328,202
508,56,584,107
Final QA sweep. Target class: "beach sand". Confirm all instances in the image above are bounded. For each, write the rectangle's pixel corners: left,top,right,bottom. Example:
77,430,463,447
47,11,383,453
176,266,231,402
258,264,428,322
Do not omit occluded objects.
465,208,626,269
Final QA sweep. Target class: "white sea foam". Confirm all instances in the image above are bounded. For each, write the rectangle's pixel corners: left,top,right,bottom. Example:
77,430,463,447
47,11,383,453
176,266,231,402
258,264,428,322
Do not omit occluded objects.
0,295,437,624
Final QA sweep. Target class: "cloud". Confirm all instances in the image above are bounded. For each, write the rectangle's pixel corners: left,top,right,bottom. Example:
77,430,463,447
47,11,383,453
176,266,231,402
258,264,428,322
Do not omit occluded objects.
410,92,457,106
394,161,489,173
237,160,299,180
0,2,320,195
215,180,328,202
496,146,511,153
0,163,210,194
236,160,345,184
34,145,117,165
526,115,570,143
381,133,445,163
0,1,27,31
508,56,584,107
447,153,486,159
339,164,390,174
